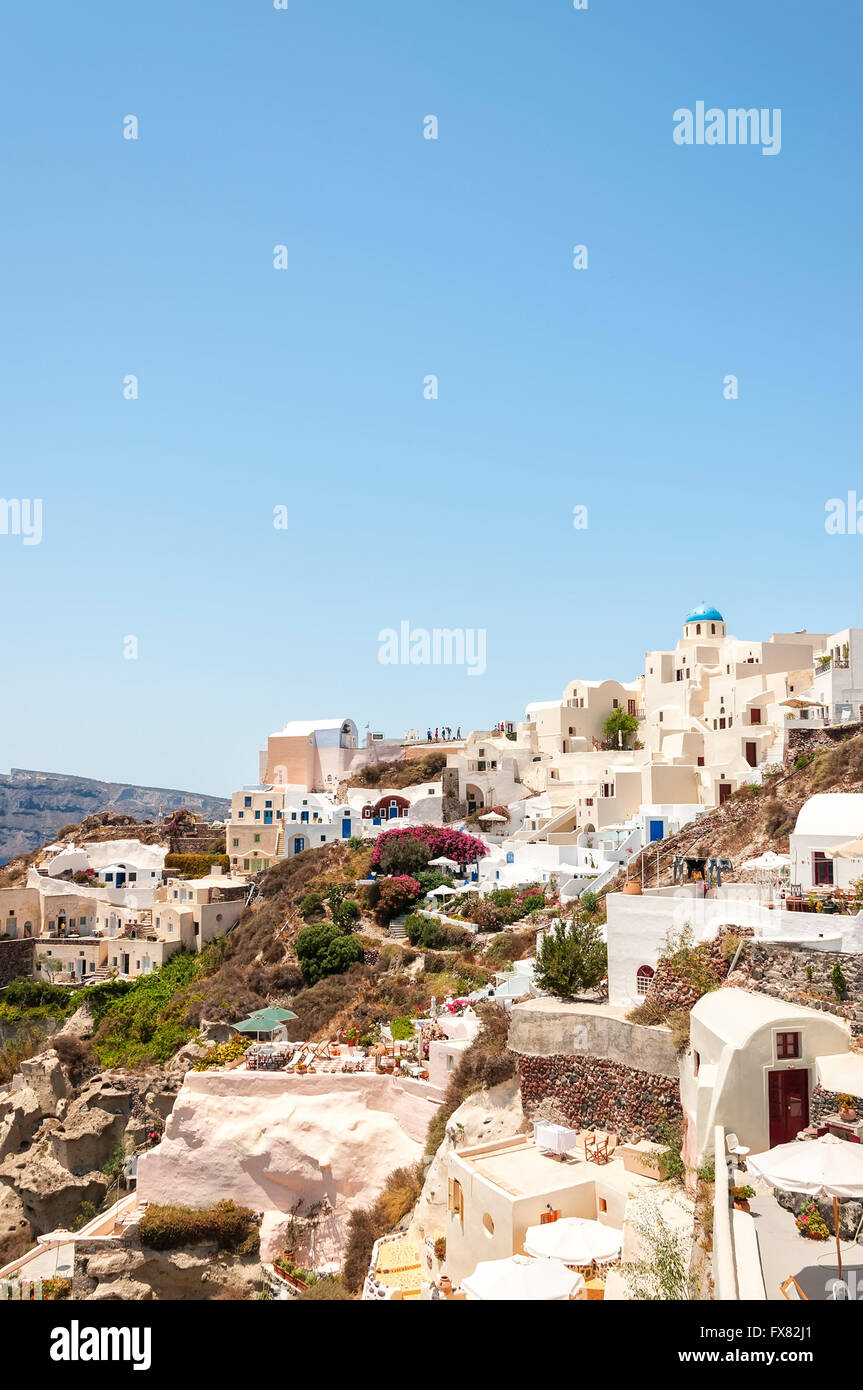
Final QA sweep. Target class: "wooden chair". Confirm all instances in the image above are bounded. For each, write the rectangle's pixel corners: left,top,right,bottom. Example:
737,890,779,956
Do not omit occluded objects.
586,1133,610,1165
780,1275,808,1301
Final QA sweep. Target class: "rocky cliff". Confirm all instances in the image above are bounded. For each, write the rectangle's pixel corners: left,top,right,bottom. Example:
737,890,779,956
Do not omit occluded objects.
0,768,229,865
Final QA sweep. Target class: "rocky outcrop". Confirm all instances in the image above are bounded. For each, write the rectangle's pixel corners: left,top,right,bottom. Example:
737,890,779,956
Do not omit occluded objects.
136,1068,432,1264
0,1146,110,1231
0,1184,31,1265
73,1232,261,1301
0,1085,44,1161
0,1056,181,1243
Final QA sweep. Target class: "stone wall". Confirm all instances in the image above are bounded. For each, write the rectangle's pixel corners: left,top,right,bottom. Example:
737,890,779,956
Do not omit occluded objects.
520,1053,682,1143
733,941,863,1036
785,723,863,765
509,999,682,1143
0,938,35,989
810,1084,863,1122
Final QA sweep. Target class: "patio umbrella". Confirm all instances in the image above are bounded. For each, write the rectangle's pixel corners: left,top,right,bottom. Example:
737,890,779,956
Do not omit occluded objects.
478,811,506,823
748,1133,863,1279
428,855,459,869
462,1254,583,1301
524,1216,623,1266
827,835,863,860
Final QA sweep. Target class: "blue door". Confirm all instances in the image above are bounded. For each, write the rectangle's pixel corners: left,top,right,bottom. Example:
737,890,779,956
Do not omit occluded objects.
342,818,351,838
264,811,273,824
293,837,305,855
649,819,664,842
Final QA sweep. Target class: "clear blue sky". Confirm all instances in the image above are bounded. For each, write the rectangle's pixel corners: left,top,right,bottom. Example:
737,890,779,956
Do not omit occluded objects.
1,0,860,796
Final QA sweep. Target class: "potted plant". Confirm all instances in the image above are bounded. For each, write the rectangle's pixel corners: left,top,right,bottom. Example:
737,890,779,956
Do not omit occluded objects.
837,1093,858,1124
795,1198,830,1240
731,1185,755,1213
434,1235,446,1262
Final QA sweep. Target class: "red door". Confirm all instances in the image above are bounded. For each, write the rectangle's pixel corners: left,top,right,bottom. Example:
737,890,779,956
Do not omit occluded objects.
718,783,731,804
745,742,758,767
768,1070,809,1146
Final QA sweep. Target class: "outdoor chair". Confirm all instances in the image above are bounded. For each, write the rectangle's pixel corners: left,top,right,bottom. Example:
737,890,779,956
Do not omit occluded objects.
780,1275,808,1301
577,1130,596,1159
725,1132,750,1167
586,1133,610,1165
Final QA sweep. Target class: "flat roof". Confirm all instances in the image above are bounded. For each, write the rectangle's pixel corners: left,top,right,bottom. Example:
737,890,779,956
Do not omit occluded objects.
458,1138,648,1201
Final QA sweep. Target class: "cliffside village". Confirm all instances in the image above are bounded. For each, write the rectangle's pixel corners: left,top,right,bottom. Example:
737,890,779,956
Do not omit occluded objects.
4,603,863,1304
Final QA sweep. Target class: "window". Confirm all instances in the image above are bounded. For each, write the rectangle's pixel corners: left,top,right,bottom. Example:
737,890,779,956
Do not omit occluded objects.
696,623,701,635
813,852,834,887
482,1212,494,1236
244,797,252,808
232,838,239,848
448,1179,464,1220
598,1198,608,1214
776,1032,800,1060
636,965,655,995
697,756,705,767
693,1051,700,1076
254,834,260,843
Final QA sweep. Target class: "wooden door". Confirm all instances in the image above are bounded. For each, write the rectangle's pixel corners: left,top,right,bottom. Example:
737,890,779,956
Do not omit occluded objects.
768,1070,809,1146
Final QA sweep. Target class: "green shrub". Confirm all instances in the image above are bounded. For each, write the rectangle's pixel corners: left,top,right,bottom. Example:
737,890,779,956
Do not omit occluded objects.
297,1276,351,1300
164,853,230,878
298,891,325,920
390,1016,415,1041
296,923,364,985
404,915,467,951
831,961,847,1000
534,917,607,998
138,1199,259,1254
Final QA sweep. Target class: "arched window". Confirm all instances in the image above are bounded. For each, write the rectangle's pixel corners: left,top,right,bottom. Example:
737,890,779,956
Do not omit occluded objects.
636,965,655,995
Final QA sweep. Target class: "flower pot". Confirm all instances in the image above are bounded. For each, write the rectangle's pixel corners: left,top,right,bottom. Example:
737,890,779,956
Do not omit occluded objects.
438,1275,452,1296
623,881,642,896
839,1107,857,1124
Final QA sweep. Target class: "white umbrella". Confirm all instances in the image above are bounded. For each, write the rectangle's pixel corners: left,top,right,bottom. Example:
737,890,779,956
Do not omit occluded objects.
462,1254,583,1301
826,835,863,860
427,885,455,898
748,1133,863,1279
524,1216,623,1266
479,811,507,823
428,855,459,868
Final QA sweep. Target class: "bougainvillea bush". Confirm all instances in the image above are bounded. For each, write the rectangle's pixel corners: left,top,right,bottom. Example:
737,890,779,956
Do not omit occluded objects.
375,875,423,922
462,884,551,930
371,825,488,875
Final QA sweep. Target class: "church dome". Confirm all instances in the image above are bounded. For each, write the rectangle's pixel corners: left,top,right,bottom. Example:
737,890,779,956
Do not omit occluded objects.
684,603,724,623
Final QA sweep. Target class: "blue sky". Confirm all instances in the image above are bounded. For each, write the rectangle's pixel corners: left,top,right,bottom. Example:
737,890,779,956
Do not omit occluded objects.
1,0,860,795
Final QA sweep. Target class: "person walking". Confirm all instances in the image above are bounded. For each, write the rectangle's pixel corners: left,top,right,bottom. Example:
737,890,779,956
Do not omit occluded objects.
426,728,432,743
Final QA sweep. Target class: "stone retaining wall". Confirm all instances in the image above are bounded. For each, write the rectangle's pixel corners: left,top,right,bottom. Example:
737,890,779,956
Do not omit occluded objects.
785,723,863,764
0,939,35,990
734,941,863,1035
509,999,682,1142
520,1053,682,1143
